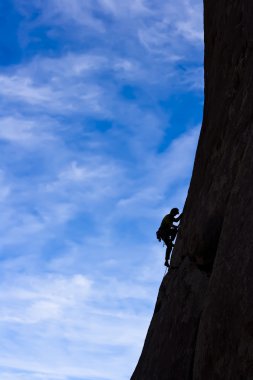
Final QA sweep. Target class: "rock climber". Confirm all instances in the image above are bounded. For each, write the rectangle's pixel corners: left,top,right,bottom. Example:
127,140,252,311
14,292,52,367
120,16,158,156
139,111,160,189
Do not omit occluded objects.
156,208,183,267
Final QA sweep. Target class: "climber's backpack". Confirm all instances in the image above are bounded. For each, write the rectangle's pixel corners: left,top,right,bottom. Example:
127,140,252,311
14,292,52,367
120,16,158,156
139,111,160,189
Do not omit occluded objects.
156,229,162,242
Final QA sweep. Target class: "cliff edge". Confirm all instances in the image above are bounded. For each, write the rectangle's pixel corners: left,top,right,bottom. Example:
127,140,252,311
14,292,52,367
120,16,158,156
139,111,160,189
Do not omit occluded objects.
131,1,253,379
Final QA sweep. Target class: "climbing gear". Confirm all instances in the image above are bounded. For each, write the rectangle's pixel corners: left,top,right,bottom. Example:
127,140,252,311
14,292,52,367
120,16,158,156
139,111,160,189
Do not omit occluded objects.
156,229,162,242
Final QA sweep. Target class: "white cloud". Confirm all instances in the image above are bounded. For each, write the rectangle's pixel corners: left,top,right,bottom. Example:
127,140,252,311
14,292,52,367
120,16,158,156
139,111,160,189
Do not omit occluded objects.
0,372,66,380
0,69,105,116
0,116,56,145
58,160,119,183
180,66,204,90
115,125,200,216
1,0,203,378
0,75,54,105
0,263,158,379
14,0,203,78
0,274,92,323
18,0,203,46
175,0,203,42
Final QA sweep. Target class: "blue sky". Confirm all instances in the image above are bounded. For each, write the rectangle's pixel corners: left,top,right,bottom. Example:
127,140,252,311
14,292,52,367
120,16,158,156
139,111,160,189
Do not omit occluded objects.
0,1,203,379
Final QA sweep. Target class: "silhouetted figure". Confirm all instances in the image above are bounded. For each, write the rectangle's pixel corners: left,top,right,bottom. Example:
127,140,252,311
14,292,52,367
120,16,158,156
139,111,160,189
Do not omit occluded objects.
156,208,183,267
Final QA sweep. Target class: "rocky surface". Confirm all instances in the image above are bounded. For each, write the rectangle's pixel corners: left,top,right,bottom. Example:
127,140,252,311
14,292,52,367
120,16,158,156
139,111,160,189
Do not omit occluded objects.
131,1,253,379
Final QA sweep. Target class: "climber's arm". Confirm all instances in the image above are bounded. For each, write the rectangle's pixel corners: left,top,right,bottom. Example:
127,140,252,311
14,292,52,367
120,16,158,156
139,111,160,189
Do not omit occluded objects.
174,213,183,222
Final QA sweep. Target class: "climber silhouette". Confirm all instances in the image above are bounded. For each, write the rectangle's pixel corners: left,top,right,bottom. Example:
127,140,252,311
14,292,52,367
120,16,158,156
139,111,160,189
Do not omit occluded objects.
156,208,183,267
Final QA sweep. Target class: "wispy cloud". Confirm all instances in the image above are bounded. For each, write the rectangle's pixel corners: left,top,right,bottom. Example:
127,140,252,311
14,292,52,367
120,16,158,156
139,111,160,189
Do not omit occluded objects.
0,265,157,380
0,116,56,145
1,0,203,378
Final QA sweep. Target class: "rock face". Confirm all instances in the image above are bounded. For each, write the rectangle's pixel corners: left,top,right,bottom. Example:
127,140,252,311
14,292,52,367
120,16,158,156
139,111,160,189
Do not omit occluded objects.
131,1,253,379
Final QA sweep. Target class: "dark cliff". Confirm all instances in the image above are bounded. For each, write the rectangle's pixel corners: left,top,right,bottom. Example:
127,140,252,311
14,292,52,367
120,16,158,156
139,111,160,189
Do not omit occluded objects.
131,1,253,379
